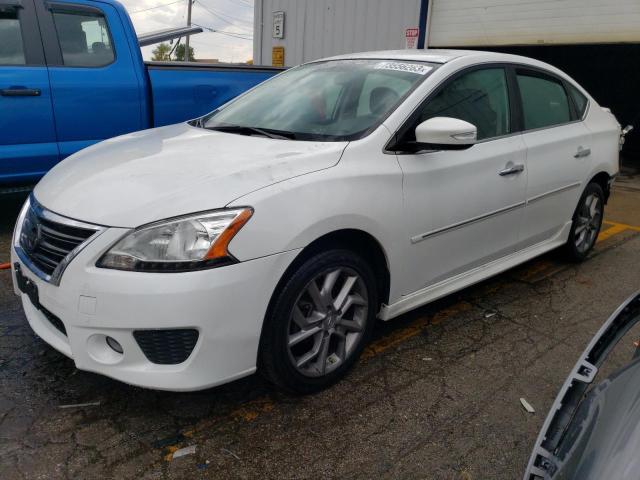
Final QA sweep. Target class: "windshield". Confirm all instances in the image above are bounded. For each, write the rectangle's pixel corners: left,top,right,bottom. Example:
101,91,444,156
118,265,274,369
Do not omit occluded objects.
199,60,436,141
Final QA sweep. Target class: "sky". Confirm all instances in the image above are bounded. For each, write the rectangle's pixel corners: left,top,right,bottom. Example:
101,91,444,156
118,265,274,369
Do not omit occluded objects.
118,0,254,62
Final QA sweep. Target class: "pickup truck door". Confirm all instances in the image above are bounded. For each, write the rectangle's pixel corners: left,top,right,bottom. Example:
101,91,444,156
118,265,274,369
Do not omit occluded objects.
35,0,144,159
0,0,58,185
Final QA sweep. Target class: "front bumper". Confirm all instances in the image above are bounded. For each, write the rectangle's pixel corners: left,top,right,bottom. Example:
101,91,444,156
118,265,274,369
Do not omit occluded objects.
11,227,300,391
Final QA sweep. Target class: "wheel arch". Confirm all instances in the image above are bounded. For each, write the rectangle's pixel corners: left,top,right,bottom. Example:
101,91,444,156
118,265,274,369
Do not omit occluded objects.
273,229,390,310
588,171,613,203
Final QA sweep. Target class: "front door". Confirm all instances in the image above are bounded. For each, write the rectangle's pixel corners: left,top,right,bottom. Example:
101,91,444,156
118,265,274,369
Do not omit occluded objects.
36,0,143,159
395,66,527,294
0,0,58,184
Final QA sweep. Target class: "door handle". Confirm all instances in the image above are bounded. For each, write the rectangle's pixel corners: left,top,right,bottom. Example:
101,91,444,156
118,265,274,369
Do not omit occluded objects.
0,88,41,97
499,164,525,176
574,146,591,158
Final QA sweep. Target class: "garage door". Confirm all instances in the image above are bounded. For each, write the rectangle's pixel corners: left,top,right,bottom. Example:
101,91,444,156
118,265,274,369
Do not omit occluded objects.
427,0,640,47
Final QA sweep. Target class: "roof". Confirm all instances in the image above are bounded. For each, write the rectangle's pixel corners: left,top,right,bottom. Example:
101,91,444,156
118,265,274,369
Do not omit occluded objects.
316,49,504,64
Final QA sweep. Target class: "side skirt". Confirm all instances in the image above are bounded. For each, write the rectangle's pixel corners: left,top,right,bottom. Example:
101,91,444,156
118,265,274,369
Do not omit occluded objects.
378,221,572,321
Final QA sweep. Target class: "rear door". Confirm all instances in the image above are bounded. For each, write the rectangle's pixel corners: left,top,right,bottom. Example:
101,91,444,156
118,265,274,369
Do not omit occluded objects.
515,67,592,248
36,0,143,159
0,0,58,185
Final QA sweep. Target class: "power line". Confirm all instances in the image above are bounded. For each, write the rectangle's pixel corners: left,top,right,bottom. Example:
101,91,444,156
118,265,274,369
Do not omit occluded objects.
189,19,251,36
191,22,253,40
219,0,253,9
203,0,253,20
191,22,252,38
210,30,252,40
193,0,253,28
129,0,183,14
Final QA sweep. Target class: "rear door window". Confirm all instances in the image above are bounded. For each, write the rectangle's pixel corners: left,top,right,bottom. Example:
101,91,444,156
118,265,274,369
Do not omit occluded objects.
567,83,588,119
51,8,114,67
516,71,571,130
0,10,26,65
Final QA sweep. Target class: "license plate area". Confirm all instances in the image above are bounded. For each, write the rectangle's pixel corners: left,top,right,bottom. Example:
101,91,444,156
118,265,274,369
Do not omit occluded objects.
14,262,40,309
14,263,68,336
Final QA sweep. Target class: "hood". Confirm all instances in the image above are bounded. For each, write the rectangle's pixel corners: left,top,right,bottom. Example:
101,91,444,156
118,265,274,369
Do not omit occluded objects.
34,123,347,227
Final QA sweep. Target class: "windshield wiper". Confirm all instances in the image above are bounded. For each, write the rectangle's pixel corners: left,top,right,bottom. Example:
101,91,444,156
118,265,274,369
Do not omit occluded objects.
205,124,296,140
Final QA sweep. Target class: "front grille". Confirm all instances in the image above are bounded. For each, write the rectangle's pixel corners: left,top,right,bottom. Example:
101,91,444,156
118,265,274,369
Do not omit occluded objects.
41,307,67,336
19,200,98,278
133,329,199,365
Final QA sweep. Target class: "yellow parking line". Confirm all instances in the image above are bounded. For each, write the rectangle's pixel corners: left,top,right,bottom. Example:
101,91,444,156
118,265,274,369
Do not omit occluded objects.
516,260,555,282
597,223,628,243
603,220,640,232
230,398,275,422
362,317,431,360
362,302,473,359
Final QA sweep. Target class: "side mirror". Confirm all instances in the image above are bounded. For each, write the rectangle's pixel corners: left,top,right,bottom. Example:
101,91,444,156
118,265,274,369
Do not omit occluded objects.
414,117,477,148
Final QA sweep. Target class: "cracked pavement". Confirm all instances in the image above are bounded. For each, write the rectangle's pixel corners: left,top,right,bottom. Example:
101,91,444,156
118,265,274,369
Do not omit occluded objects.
1,177,640,480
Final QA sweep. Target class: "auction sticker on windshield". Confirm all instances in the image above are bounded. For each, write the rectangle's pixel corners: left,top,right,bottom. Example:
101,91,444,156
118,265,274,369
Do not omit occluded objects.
375,62,432,75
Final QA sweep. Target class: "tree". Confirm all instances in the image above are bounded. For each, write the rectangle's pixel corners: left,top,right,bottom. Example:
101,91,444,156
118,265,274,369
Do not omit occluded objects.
175,43,195,61
151,42,171,61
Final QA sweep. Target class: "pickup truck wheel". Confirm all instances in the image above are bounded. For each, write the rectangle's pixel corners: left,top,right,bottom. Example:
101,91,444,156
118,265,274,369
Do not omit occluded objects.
563,182,604,262
259,249,377,394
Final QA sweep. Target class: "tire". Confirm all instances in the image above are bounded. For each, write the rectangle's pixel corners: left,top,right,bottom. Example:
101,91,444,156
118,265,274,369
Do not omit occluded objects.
259,249,378,394
562,182,605,262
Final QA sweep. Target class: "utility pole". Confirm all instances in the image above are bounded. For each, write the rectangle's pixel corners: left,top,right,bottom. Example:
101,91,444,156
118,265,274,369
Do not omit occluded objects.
185,0,193,61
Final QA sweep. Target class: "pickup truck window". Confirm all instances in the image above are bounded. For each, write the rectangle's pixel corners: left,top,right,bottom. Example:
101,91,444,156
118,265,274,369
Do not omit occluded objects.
51,9,114,67
0,11,26,65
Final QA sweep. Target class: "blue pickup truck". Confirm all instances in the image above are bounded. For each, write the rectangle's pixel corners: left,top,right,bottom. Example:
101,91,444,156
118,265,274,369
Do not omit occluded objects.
0,0,281,186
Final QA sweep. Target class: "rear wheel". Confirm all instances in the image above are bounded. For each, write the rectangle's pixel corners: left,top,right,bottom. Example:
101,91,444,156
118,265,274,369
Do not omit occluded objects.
563,182,604,261
259,249,377,394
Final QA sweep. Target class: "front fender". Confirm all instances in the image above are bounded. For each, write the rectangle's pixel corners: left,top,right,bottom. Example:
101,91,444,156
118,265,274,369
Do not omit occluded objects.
226,155,405,298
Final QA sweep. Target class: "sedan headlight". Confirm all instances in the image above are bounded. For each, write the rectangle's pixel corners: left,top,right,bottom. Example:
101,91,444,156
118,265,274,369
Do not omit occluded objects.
97,208,253,272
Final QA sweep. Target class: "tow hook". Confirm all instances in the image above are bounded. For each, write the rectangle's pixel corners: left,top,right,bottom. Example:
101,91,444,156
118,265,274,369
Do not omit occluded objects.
620,125,634,151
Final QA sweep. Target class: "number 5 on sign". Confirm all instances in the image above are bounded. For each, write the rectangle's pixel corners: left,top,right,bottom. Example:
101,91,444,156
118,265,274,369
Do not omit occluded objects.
273,11,284,39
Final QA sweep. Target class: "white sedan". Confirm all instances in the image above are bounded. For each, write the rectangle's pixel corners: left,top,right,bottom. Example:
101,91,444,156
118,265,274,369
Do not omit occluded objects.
12,50,620,393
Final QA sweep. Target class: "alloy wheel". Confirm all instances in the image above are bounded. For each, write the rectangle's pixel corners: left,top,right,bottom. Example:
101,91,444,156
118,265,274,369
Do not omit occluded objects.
574,193,602,253
286,267,369,377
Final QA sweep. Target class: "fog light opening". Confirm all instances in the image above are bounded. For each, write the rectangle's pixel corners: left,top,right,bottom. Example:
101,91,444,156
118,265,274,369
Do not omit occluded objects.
106,336,123,354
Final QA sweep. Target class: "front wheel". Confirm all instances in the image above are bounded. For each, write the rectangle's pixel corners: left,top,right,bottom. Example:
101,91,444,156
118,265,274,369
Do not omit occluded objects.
563,182,605,261
259,249,378,394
